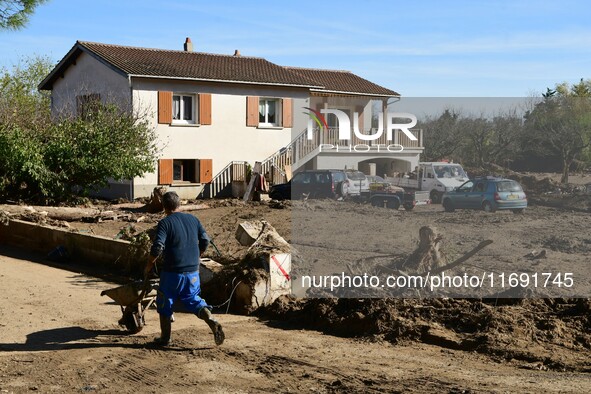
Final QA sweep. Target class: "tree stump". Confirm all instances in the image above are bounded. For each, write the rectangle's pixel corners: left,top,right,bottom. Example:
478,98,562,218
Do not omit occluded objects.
143,187,167,213
401,226,445,273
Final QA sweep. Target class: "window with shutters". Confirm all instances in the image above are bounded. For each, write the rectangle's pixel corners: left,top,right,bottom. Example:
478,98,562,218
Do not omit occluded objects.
172,94,197,124
159,158,212,185
258,98,281,127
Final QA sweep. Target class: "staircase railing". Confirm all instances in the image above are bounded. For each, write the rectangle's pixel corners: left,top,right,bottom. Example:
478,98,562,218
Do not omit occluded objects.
199,160,248,198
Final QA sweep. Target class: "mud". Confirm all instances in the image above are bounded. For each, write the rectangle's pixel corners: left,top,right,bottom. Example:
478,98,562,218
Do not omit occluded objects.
1,171,590,392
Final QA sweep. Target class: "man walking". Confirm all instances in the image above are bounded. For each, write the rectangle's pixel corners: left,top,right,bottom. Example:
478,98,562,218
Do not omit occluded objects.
144,191,224,346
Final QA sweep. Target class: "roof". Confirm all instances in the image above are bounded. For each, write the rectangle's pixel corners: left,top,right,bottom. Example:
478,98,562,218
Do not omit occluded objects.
285,66,399,97
39,41,398,97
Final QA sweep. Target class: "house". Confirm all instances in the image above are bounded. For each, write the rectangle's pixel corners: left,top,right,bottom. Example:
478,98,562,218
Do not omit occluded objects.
39,38,424,199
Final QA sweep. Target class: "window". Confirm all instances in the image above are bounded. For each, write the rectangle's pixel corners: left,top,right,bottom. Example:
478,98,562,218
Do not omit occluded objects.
458,181,474,193
259,98,281,126
326,109,351,128
173,159,197,183
474,182,486,192
292,172,311,185
172,94,197,124
497,181,523,192
159,158,212,185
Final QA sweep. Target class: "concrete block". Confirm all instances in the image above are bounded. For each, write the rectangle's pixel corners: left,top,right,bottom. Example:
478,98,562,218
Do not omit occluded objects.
200,258,223,284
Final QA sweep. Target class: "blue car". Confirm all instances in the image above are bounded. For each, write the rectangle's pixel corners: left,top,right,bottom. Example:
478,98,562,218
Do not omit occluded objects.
442,177,527,213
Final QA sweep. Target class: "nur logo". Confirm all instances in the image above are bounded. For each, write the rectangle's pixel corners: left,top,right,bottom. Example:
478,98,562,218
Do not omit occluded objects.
304,107,418,143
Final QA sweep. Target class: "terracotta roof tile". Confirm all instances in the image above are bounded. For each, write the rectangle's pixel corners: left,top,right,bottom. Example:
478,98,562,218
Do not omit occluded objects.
40,41,398,97
284,66,399,97
78,41,321,87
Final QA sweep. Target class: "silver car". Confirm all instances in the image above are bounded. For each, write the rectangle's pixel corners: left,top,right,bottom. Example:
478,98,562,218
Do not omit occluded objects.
342,170,370,197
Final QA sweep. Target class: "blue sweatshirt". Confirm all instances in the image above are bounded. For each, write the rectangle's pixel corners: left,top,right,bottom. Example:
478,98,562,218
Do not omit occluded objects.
150,212,210,273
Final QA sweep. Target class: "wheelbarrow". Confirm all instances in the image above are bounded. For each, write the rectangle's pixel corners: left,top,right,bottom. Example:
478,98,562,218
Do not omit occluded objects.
100,279,159,334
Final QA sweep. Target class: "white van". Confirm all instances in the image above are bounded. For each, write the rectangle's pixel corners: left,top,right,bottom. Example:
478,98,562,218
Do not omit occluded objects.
387,162,468,203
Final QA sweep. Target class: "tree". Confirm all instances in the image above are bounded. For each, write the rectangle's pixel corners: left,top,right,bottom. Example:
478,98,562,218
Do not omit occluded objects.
0,55,52,130
420,109,465,162
524,81,591,183
0,0,46,30
0,55,159,203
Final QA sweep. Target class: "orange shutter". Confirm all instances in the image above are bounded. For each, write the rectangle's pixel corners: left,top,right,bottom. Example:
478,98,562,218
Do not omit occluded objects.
199,93,212,125
158,159,173,184
282,98,292,128
246,96,259,127
158,91,173,124
199,159,213,183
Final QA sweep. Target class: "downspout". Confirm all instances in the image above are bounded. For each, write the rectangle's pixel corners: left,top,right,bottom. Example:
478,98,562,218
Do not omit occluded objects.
128,74,134,200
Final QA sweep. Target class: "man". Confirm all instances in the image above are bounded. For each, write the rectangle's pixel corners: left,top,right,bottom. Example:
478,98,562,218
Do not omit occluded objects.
144,191,224,346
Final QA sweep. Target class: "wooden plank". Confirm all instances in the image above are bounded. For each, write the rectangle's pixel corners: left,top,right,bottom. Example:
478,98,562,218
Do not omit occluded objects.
284,164,292,181
243,162,262,201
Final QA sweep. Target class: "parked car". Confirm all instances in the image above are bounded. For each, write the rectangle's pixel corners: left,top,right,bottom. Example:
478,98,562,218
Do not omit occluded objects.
342,170,370,197
442,177,527,213
268,170,347,200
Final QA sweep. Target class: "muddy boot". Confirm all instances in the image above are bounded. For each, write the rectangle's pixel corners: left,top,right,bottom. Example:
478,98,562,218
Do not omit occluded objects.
198,308,224,346
154,314,172,346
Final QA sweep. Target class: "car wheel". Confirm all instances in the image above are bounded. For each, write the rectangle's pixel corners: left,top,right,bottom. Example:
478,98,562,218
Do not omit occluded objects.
386,198,400,210
443,199,455,212
482,201,495,213
403,203,414,211
511,208,524,214
430,190,442,204
340,182,349,199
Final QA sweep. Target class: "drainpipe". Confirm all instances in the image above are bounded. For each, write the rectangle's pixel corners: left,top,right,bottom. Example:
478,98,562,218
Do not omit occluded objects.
128,74,134,200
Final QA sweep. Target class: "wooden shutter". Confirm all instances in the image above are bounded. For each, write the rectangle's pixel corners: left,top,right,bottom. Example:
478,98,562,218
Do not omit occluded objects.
158,159,173,184
158,91,173,124
246,96,259,127
282,98,292,128
199,159,213,183
199,93,212,125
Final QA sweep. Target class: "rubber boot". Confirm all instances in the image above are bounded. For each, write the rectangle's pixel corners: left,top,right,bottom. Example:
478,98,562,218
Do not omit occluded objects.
198,308,224,346
154,314,172,346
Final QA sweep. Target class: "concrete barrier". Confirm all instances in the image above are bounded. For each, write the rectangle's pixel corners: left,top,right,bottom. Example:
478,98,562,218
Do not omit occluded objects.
0,219,135,271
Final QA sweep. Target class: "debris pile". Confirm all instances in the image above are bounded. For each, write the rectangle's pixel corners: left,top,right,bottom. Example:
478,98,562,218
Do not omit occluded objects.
260,296,591,371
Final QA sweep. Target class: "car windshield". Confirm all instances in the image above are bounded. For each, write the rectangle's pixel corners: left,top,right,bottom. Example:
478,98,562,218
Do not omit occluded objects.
497,181,523,192
346,171,366,180
433,165,467,178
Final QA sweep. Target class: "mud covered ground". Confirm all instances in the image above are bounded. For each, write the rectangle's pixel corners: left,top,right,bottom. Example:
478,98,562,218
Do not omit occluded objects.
1,172,590,392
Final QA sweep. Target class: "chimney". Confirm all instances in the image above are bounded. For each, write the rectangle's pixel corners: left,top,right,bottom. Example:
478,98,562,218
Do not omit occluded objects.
184,37,193,52
233,49,241,56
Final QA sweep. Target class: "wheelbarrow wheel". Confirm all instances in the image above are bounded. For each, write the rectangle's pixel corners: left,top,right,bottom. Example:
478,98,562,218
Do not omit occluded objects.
119,305,145,334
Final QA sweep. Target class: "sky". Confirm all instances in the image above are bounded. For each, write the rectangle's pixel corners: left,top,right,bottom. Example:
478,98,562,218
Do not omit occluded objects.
1,0,590,97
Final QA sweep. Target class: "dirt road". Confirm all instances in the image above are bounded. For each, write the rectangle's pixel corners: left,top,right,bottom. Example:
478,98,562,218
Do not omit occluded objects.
1,247,590,393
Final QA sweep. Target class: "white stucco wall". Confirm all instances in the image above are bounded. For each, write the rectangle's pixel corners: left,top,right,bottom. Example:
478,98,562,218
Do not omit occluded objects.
131,78,310,198
314,152,419,173
50,51,131,116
